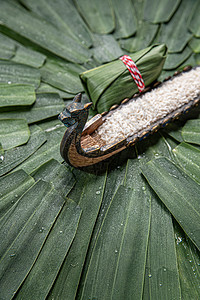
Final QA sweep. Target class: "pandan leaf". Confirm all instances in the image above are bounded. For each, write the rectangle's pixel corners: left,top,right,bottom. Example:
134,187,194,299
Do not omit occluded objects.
143,196,181,300
157,0,193,53
31,159,75,197
188,1,200,37
48,170,107,299
0,180,65,299
0,0,91,63
21,0,92,48
0,119,30,150
0,125,46,177
173,142,200,184
143,0,181,24
0,169,35,219
0,93,64,124
0,83,36,108
119,22,158,53
141,157,200,251
80,184,150,299
0,143,4,163
37,83,76,99
174,222,200,299
41,59,85,94
164,46,192,70
0,60,40,88
16,198,82,300
112,0,137,39
189,37,200,54
15,126,66,174
91,34,124,64
74,0,115,34
0,32,16,59
182,120,200,145
12,45,46,68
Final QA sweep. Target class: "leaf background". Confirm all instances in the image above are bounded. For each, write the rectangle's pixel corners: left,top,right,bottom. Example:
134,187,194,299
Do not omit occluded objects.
0,0,200,299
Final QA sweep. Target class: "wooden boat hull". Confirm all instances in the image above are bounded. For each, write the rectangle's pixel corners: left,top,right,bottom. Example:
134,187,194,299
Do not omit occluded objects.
59,66,200,168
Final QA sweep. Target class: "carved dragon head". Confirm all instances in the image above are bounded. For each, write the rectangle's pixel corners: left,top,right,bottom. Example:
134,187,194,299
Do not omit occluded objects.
58,93,92,127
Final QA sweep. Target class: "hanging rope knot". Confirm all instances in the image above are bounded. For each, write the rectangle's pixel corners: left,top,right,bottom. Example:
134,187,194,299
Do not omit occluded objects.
119,55,145,92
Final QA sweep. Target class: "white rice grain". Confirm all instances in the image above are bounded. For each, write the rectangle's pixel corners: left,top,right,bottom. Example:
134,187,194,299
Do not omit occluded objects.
96,67,200,143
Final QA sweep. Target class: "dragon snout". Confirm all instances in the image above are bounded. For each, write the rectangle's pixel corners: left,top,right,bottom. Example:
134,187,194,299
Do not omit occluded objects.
58,112,65,122
58,112,77,127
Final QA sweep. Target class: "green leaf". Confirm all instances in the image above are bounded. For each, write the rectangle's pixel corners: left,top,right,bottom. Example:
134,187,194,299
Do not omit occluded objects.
16,199,82,300
0,83,36,108
112,0,137,39
0,180,65,299
163,123,184,143
21,0,92,48
91,34,124,64
0,125,46,177
77,157,130,294
182,120,200,145
37,83,75,99
0,143,4,163
48,171,107,299
0,93,64,124
173,142,200,184
41,59,85,94
31,159,75,197
178,53,197,69
74,0,115,34
157,0,194,53
119,0,158,53
143,0,181,24
0,119,30,150
132,136,180,298
15,126,65,174
80,184,151,299
0,169,35,219
143,195,181,299
164,47,192,70
11,45,46,68
0,0,91,63
141,157,200,251
188,1,200,37
80,44,167,113
158,69,174,81
0,32,15,59
36,118,64,131
0,60,40,88
194,53,200,65
174,222,200,299
136,132,175,163
189,37,200,54
119,22,158,53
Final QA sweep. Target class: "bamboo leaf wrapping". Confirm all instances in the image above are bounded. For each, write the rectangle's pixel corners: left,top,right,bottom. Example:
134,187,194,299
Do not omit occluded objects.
80,44,167,113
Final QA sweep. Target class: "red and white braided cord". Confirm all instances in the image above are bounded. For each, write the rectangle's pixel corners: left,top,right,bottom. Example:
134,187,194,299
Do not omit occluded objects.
119,55,145,92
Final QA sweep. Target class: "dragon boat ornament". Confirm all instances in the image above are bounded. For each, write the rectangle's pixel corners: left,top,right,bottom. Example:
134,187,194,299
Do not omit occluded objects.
58,66,200,168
